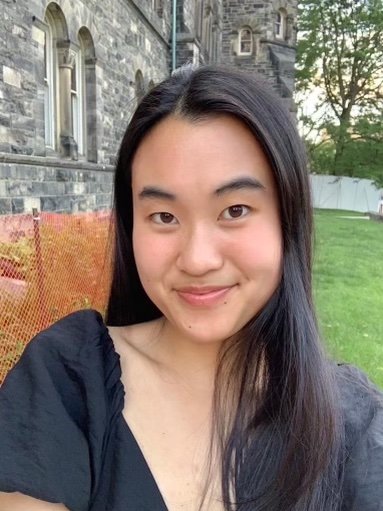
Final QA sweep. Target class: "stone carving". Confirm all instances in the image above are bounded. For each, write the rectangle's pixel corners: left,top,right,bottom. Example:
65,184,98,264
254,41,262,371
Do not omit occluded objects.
57,47,77,68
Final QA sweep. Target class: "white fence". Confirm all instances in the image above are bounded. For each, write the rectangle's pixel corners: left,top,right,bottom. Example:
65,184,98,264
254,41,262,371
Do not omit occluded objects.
310,174,383,213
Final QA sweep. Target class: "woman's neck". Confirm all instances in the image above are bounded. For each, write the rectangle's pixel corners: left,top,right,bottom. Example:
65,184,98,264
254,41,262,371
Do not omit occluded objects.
150,318,222,393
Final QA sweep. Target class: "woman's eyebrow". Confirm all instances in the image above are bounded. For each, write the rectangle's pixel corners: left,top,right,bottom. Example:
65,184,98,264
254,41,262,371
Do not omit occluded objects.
138,177,266,201
138,186,176,201
214,177,266,196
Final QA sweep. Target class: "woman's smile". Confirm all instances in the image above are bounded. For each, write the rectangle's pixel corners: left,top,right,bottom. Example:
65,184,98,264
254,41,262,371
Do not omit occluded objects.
175,285,236,307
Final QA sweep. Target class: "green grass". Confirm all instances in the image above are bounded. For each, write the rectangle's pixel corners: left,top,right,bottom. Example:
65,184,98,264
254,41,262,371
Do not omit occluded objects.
313,209,383,388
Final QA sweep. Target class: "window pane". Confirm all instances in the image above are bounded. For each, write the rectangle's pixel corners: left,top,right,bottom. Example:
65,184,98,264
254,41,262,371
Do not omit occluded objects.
71,62,77,92
72,93,78,144
44,83,52,147
276,12,285,37
44,32,47,80
43,26,54,149
240,28,252,54
72,51,84,156
241,41,251,53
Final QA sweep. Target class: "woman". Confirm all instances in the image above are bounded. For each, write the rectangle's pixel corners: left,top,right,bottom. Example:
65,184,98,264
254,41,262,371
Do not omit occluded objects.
0,65,382,511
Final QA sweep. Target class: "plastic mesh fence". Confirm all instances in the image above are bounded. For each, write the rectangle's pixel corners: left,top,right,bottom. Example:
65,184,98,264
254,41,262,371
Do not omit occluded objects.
0,210,113,384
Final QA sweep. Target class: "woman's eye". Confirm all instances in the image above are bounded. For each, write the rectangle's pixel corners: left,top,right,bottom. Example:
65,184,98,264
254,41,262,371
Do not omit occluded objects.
150,212,178,225
221,205,250,220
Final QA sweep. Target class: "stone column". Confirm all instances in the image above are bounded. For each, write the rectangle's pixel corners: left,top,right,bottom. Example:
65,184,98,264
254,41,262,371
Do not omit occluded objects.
57,42,78,159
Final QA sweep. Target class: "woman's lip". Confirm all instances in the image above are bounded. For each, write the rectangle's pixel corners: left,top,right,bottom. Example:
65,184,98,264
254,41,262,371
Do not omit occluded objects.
176,286,234,306
176,286,231,294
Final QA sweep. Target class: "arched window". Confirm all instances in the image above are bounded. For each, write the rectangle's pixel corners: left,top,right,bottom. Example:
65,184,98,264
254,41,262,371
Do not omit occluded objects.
202,6,214,61
77,27,97,162
238,27,253,56
202,11,209,49
135,70,145,102
43,13,55,149
275,9,287,40
212,25,218,63
44,3,80,159
44,3,69,150
196,0,203,40
71,51,82,155
207,16,213,56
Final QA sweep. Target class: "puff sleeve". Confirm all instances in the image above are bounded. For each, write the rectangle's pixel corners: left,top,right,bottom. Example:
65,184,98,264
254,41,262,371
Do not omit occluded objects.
339,364,383,511
342,405,383,510
0,310,122,511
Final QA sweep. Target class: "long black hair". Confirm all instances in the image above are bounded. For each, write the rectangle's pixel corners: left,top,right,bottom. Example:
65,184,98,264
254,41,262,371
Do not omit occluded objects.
106,65,345,510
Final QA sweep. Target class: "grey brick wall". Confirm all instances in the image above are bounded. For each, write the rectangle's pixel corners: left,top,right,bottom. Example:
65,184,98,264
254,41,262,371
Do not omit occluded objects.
0,0,297,215
221,0,297,102
0,0,171,214
0,156,114,215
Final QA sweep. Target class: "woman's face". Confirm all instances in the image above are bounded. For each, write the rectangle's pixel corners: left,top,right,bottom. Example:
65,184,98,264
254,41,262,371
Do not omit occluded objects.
131,114,282,344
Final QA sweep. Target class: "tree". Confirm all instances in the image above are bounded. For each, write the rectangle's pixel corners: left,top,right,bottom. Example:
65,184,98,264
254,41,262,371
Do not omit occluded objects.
307,114,383,187
296,0,383,181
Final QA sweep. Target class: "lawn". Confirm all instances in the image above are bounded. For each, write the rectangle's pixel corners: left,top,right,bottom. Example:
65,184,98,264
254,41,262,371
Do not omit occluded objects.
313,209,383,388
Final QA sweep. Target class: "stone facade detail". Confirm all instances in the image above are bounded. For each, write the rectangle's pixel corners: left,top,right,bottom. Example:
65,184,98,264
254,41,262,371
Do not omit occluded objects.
0,0,297,215
221,0,298,105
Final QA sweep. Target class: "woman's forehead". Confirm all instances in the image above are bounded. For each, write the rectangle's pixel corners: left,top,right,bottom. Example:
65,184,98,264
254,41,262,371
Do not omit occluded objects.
131,115,275,194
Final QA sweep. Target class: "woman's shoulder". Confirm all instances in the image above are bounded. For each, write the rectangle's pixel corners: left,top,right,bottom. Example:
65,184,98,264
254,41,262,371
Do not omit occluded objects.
0,309,124,509
335,363,382,406
335,365,383,507
335,363,382,411
334,363,382,440
27,308,108,355
1,308,124,422
9,309,114,380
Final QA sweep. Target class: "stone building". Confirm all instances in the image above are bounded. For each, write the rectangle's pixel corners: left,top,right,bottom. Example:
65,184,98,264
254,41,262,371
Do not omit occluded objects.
0,0,297,215
221,0,297,99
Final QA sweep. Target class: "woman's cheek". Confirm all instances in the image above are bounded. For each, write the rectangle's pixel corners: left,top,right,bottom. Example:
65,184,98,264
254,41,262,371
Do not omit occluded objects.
133,231,175,279
233,220,282,260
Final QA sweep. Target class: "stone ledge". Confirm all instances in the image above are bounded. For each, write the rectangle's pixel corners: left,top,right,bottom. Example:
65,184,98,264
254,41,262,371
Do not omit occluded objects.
260,39,297,51
0,153,115,173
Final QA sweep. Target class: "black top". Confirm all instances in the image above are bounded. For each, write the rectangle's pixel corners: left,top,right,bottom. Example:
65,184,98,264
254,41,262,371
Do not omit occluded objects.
0,310,382,511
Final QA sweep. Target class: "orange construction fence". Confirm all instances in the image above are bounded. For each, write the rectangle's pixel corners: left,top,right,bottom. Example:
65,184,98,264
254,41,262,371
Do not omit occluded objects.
0,210,113,384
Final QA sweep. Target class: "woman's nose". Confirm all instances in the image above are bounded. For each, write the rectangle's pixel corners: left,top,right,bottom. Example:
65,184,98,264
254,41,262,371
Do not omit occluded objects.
175,226,224,276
